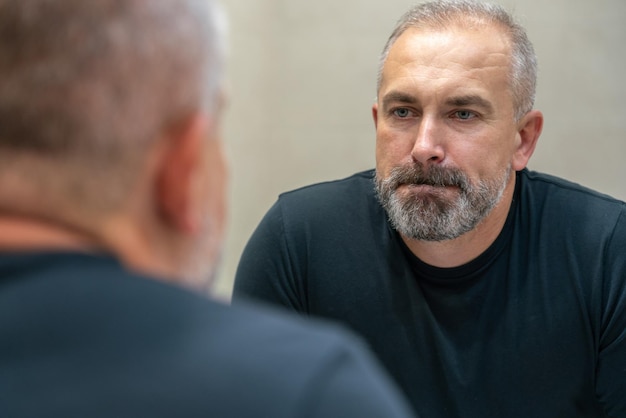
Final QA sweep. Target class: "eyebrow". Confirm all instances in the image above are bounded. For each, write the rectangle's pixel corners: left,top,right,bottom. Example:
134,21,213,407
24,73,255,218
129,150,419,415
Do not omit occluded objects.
381,91,419,110
381,91,495,114
445,95,494,113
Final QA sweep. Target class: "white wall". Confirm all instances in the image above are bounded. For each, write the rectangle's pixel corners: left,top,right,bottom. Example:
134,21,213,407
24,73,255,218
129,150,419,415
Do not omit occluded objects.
213,0,626,298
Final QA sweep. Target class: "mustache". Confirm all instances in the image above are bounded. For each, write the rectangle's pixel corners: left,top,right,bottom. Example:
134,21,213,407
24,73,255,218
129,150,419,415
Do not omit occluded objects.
381,164,470,190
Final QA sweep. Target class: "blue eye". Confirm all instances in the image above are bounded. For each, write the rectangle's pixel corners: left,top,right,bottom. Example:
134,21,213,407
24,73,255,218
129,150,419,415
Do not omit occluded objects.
455,110,475,120
393,108,411,118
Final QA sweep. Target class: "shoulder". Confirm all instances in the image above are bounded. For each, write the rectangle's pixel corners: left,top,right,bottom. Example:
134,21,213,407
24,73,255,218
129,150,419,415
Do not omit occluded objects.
184,299,412,416
268,169,384,229
214,297,362,349
278,169,376,208
224,300,414,417
1,254,412,417
520,169,624,206
111,279,391,403
519,169,626,223
216,298,397,372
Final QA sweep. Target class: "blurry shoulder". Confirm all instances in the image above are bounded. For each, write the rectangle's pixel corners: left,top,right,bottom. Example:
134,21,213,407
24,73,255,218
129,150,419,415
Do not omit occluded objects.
117,272,367,356
222,297,365,353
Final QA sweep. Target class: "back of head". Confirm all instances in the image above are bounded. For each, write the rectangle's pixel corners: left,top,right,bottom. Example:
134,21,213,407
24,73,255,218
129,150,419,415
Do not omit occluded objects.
377,0,537,121
0,0,225,219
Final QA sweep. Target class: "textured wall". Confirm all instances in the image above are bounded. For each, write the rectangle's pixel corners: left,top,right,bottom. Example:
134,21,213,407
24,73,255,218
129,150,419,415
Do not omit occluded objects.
213,0,626,298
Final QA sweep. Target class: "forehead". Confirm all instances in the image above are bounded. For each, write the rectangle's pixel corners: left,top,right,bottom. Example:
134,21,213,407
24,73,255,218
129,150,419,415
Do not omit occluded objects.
380,25,513,101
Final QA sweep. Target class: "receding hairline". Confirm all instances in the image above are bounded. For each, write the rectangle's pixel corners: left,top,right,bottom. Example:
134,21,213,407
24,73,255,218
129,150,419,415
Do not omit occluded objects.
378,18,515,93
375,1,538,121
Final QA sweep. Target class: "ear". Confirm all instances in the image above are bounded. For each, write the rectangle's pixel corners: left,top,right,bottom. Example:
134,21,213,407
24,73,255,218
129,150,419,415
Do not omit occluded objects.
511,110,543,171
372,103,379,129
156,113,209,234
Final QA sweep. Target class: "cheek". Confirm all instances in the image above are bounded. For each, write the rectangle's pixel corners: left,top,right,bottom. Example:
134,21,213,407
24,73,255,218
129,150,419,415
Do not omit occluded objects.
460,143,513,184
375,127,411,172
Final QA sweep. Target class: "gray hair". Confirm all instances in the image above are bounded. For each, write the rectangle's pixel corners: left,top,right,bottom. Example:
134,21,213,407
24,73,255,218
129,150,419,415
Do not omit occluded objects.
0,0,227,212
377,0,537,121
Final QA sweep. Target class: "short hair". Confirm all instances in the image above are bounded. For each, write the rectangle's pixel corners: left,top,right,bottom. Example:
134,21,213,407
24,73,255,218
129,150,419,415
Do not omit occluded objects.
377,0,537,121
0,0,226,212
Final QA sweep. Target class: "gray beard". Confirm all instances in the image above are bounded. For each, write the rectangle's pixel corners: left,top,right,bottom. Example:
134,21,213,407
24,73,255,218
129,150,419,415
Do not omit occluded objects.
375,163,511,241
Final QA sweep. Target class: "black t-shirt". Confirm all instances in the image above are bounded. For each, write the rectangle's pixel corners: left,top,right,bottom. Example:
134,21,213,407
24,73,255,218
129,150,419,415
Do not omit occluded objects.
234,168,626,418
0,252,415,418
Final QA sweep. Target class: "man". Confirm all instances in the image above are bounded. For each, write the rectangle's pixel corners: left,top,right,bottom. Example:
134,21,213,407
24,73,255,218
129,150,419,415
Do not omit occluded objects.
233,1,626,417
0,1,416,417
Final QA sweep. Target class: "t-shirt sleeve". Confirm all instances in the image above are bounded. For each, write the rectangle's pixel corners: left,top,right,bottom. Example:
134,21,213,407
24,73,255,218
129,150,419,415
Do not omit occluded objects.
596,206,626,417
303,334,417,418
233,199,308,312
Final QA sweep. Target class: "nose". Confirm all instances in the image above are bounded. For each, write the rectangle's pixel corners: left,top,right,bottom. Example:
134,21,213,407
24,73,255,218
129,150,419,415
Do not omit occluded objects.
411,117,444,165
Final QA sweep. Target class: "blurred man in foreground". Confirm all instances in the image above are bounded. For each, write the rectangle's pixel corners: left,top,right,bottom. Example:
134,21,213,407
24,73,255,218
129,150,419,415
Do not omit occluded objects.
0,1,415,417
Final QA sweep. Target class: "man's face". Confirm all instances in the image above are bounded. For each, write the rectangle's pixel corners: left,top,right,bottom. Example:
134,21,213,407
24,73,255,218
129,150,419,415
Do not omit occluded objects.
373,25,520,241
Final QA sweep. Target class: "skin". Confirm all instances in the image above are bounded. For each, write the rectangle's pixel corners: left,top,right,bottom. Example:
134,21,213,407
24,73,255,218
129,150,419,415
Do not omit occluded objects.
373,24,543,267
0,101,228,290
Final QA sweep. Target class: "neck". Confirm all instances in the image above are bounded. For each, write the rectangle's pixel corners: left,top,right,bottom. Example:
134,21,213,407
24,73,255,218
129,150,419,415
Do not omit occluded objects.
0,212,103,253
0,211,177,286
401,175,516,268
